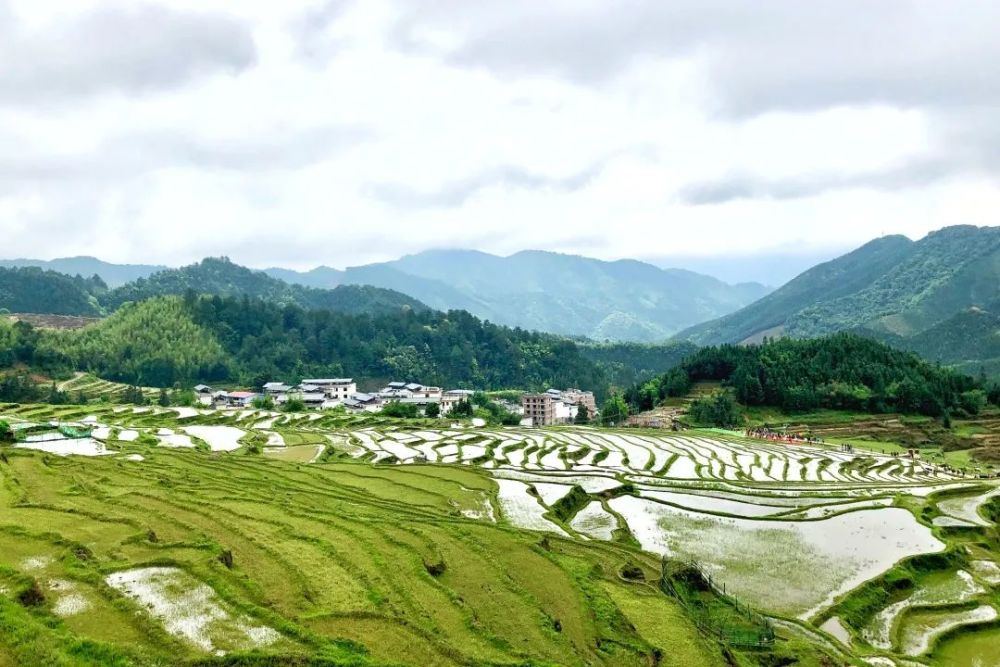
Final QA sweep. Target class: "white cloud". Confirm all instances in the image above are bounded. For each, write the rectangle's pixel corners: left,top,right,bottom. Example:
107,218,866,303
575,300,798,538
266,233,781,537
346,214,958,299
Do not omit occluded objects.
0,0,996,275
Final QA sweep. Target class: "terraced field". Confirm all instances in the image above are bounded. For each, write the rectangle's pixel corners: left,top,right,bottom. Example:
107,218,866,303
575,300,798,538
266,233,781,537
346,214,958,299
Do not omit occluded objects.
2,401,999,666
57,373,161,402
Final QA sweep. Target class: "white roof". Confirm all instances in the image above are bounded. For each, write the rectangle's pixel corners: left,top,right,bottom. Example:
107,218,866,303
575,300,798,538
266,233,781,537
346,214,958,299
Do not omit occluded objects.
303,378,354,384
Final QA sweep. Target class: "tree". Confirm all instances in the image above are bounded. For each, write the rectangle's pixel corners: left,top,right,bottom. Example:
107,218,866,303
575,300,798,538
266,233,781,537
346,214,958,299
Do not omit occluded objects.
382,401,419,418
46,383,68,405
251,395,275,410
121,385,147,405
172,389,196,407
0,419,12,442
600,393,628,425
574,405,590,424
424,402,440,418
688,391,741,427
282,397,305,412
450,400,474,418
958,389,987,416
157,387,171,407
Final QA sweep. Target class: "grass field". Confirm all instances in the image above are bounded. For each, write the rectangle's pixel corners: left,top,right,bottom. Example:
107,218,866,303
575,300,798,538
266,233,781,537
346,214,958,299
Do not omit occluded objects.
0,415,732,665
2,400,999,666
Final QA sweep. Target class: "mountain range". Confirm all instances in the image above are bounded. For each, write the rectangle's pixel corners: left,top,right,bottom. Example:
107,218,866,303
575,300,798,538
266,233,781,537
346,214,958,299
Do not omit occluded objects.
1,251,771,342
2,224,997,375
264,249,771,341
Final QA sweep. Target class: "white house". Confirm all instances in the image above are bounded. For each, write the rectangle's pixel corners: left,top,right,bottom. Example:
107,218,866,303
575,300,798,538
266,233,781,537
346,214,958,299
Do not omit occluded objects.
302,378,357,402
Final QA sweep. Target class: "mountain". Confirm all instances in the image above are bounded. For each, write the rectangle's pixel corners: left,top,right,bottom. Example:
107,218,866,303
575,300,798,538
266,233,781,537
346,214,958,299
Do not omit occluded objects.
678,225,1000,349
102,257,427,316
0,256,163,287
266,249,771,342
3,250,770,341
0,266,106,316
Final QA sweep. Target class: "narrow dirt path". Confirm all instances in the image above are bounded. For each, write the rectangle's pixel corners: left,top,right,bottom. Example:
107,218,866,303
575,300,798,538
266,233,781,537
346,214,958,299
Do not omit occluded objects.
57,372,86,391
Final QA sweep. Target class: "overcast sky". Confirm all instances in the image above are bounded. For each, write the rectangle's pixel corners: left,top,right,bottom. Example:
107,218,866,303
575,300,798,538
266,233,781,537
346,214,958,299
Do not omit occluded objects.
1,0,998,279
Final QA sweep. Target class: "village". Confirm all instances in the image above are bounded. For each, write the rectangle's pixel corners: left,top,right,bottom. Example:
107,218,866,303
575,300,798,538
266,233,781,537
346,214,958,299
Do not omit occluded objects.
193,379,597,426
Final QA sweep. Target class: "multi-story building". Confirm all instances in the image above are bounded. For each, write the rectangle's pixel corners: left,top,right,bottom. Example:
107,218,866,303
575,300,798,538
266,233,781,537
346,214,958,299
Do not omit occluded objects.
561,388,597,418
522,393,556,426
523,388,595,425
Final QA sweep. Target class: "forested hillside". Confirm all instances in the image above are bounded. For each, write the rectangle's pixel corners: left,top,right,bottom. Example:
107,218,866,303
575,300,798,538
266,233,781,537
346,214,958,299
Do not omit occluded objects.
0,267,106,316
627,333,998,418
579,340,698,388
677,225,1000,374
4,295,658,393
678,234,916,345
865,307,1000,378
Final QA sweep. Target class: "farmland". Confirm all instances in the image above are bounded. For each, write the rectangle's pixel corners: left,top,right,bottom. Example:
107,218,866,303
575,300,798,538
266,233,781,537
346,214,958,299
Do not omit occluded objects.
1,402,999,666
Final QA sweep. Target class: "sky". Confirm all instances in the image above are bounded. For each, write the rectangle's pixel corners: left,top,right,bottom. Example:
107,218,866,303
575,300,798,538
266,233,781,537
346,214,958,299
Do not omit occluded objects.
1,1,999,282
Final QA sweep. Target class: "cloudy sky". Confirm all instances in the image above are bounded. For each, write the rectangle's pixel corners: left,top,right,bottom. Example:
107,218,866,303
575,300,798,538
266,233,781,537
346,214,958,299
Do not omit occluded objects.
1,0,998,281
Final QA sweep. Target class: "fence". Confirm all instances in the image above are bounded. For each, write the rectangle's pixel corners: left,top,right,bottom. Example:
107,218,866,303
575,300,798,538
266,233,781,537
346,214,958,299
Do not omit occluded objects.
660,558,775,649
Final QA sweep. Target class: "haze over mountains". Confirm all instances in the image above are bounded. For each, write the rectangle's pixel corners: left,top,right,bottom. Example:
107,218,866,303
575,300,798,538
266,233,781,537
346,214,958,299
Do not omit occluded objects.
266,250,771,342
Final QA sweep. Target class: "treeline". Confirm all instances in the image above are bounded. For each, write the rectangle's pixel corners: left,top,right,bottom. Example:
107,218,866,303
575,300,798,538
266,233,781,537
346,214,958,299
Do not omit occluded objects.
626,333,1000,418
2,294,669,396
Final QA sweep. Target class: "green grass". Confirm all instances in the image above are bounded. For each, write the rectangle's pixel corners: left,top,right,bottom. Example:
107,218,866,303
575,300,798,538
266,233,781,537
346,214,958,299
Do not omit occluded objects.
0,438,724,666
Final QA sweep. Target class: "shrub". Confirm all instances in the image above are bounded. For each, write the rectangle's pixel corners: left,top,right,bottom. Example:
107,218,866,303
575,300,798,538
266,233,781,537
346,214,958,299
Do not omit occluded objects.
381,401,419,418
687,391,742,427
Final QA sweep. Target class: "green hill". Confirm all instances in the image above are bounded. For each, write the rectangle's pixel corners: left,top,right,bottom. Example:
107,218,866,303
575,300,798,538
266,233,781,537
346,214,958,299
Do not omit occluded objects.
627,333,996,418
0,267,106,316
678,225,1000,372
9,294,679,392
49,298,231,386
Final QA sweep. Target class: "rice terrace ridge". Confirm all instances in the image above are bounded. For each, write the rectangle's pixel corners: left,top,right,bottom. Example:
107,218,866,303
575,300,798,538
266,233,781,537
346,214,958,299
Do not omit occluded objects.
3,2,1000,666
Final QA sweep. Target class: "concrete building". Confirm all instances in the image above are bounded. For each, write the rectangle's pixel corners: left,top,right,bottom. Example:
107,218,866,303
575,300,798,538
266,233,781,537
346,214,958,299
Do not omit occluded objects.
522,388,593,426
522,393,556,426
561,389,597,419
